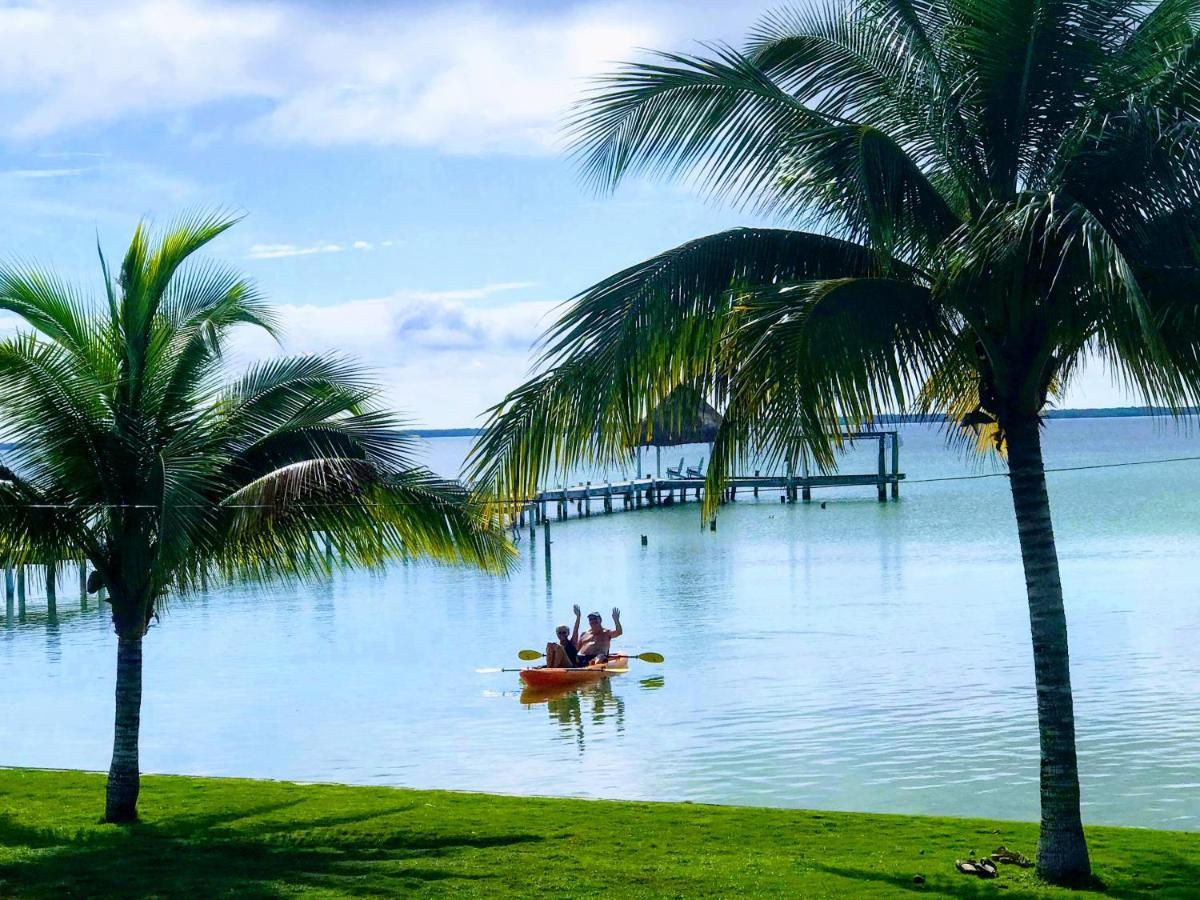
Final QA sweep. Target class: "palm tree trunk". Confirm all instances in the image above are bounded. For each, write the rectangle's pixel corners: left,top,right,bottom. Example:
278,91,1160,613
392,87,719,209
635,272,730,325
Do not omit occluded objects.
105,634,143,823
1004,416,1090,885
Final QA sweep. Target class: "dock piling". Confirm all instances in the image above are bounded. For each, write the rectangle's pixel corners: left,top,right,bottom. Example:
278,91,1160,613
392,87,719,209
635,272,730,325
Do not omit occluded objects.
891,433,900,499
877,435,887,503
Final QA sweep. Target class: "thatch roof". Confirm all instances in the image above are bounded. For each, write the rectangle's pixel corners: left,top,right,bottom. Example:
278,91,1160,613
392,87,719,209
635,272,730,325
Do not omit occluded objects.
631,385,722,447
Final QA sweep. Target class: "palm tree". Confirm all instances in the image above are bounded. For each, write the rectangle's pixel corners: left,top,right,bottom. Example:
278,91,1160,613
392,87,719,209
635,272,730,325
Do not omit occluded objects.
468,1,1200,885
0,214,512,823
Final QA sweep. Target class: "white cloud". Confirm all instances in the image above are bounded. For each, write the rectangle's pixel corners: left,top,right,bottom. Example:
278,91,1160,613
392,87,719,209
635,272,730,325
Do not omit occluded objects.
0,158,204,228
38,151,108,159
245,239,394,260
3,167,90,178
0,0,752,154
0,1,281,139
408,282,540,303
226,285,557,426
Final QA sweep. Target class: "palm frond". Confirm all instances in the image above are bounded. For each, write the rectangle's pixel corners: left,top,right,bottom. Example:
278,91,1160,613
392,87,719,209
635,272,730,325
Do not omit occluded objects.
469,228,888,502
701,276,950,517
567,44,841,212
0,214,510,631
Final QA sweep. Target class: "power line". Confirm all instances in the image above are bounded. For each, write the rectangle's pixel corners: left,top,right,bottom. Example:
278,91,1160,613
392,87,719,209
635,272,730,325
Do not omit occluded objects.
904,453,1200,484
2,453,1200,508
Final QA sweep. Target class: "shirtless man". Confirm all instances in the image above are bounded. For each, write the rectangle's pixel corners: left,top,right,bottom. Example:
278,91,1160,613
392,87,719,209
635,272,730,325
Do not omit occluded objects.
576,607,622,665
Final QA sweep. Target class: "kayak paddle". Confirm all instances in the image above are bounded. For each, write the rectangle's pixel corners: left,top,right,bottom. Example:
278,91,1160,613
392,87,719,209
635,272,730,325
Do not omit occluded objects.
475,667,524,674
517,649,664,664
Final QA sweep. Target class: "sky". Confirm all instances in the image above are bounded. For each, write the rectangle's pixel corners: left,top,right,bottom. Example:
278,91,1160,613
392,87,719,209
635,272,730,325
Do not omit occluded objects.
0,0,1137,427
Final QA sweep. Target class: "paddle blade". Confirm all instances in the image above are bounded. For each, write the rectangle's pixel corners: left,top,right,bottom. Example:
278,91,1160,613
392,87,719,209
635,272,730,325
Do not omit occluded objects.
635,652,665,664
475,667,503,674
517,649,545,661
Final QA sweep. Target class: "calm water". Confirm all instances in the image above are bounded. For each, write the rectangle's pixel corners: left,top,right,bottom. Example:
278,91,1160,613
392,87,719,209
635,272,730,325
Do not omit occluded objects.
2,418,1199,830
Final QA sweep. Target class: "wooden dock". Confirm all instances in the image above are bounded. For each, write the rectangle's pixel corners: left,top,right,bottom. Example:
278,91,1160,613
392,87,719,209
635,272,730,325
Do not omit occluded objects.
518,431,904,527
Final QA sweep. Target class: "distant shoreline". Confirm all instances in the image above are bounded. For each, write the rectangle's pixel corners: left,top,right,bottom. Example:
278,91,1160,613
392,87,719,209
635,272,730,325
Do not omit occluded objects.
0,409,1189,452
406,406,1197,438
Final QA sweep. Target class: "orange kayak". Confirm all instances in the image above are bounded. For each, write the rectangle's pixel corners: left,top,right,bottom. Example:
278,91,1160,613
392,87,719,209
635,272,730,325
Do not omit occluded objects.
518,661,628,690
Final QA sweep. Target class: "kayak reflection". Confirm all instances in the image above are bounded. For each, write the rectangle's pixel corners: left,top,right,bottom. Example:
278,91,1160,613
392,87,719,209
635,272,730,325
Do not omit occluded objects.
520,678,625,751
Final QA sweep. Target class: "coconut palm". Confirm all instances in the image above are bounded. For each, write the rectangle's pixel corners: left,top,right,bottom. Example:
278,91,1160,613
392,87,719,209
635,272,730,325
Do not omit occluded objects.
468,0,1200,884
0,214,512,823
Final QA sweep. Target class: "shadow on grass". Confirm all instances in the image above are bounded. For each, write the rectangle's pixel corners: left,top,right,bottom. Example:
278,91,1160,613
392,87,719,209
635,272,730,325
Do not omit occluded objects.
813,857,1200,899
0,801,543,898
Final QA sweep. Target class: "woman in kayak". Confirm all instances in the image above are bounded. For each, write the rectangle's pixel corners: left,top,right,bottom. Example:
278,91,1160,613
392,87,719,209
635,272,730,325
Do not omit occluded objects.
577,607,622,665
545,605,583,668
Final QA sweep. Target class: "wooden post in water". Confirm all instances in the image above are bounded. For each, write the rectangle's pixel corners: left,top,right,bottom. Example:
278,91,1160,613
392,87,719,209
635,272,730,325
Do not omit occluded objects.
44,561,56,620
877,435,887,502
4,561,13,606
754,471,760,498
79,560,87,598
16,566,25,616
542,518,551,558
891,432,900,499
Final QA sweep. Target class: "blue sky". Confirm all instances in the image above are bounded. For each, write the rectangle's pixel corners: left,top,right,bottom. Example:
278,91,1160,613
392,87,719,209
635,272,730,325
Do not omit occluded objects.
0,0,1132,426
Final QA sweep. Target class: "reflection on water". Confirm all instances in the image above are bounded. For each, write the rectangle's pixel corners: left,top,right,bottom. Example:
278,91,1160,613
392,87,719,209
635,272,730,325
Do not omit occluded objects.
522,679,627,752
1,418,1199,830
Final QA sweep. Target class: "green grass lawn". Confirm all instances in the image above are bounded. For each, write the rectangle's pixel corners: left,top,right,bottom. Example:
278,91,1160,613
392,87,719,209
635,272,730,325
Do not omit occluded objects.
0,768,1195,898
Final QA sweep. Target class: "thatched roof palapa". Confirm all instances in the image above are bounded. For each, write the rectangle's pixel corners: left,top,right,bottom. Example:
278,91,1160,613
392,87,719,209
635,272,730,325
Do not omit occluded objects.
631,385,722,448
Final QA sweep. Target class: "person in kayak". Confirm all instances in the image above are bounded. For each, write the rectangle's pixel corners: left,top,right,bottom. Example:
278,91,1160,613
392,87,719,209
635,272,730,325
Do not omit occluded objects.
577,607,622,665
545,605,583,668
